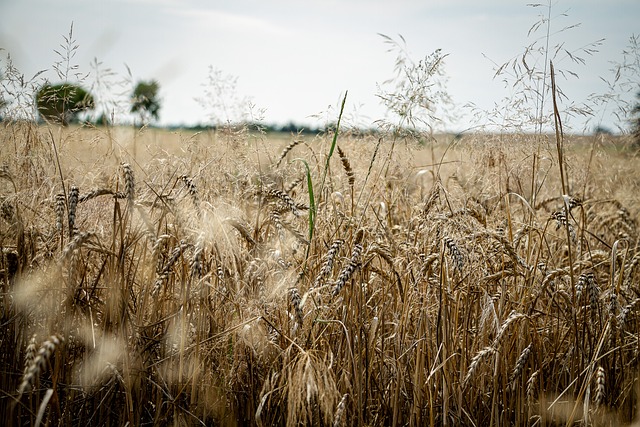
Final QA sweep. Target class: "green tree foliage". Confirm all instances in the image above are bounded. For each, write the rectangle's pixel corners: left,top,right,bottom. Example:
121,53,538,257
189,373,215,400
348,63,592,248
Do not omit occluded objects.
131,80,160,126
36,83,95,126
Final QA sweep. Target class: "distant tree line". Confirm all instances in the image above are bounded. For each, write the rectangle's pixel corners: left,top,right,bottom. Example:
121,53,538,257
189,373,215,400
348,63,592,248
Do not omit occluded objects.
167,121,382,137
2,76,638,144
26,80,336,134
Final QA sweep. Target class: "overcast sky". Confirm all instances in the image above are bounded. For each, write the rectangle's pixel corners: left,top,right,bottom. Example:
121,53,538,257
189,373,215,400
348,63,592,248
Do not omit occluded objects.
1,0,639,132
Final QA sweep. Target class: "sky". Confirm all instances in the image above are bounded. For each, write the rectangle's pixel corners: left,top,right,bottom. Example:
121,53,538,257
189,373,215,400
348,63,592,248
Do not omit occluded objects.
1,0,639,133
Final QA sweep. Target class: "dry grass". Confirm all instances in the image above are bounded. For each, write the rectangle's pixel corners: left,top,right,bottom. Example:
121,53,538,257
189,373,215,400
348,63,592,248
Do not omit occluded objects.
0,122,639,426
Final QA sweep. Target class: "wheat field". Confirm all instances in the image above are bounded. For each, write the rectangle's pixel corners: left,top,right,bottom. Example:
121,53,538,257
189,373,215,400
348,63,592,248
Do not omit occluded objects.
0,121,639,426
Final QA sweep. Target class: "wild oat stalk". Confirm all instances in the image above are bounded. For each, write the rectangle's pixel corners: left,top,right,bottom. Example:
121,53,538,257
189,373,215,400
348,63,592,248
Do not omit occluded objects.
0,164,16,192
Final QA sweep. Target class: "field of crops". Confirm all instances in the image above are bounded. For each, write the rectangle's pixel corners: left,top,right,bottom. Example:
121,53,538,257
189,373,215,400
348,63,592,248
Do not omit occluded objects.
0,122,639,426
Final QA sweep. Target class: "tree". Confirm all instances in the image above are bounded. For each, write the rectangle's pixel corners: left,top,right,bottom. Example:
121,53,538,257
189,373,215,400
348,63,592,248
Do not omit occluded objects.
131,80,160,126
36,83,95,126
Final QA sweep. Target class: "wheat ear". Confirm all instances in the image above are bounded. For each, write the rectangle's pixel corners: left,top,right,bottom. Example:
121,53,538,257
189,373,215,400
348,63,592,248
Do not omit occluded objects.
68,185,79,237
18,334,64,395
276,139,304,167
332,230,365,297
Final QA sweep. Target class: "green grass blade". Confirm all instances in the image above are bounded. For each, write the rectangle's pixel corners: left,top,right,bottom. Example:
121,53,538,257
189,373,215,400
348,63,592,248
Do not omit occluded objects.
292,158,316,249
319,91,348,199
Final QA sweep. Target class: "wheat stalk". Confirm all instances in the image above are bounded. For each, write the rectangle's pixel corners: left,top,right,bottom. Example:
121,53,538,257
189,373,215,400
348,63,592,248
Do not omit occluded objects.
509,343,532,388
284,176,304,194
579,272,600,312
290,287,304,327
0,196,15,224
121,162,135,201
153,241,191,295
336,145,355,187
443,236,464,272
594,366,606,407
527,370,539,403
276,139,305,167
54,193,66,232
68,185,79,237
190,235,204,279
23,334,38,379
332,231,364,297
61,231,94,261
78,188,117,203
463,346,495,387
179,174,200,208
619,298,639,324
493,311,527,347
422,185,440,217
333,393,348,427
313,239,344,287
266,188,300,217
224,218,257,247
19,334,64,395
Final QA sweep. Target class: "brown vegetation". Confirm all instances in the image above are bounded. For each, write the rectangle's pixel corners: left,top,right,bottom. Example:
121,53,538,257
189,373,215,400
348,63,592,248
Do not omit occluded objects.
0,122,639,426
